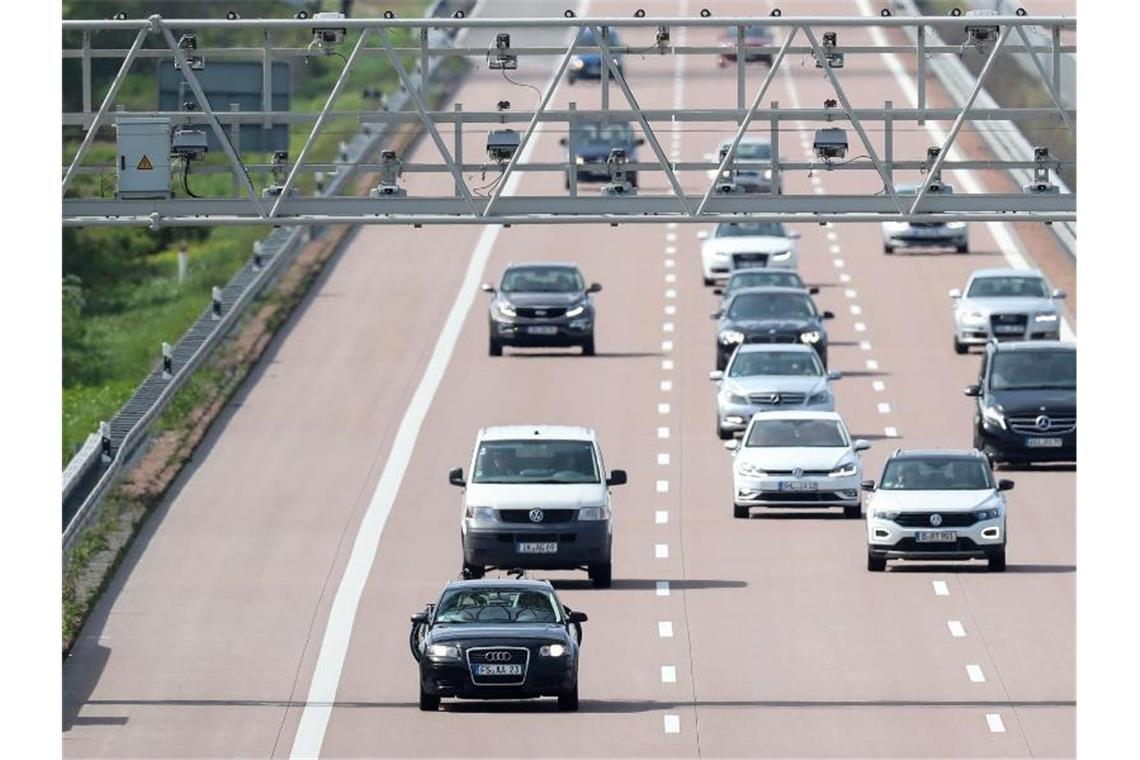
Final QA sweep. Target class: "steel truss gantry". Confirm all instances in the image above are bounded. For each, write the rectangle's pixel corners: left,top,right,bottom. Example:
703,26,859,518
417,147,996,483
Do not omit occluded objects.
61,11,1076,228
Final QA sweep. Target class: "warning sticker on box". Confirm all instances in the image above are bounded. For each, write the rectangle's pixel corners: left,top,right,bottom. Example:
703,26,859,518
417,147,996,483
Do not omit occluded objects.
137,155,153,170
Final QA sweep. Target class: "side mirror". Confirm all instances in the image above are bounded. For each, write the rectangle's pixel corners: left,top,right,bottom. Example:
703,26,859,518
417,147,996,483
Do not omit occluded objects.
634,137,646,146
410,611,429,625
998,479,1015,491
480,283,496,293
606,469,628,487
963,384,982,398
948,288,962,299
723,439,740,452
448,467,465,486
697,230,709,240
710,310,724,320
789,230,802,239
1052,288,1067,299
861,479,876,492
567,610,588,624
587,282,603,293
808,286,820,295
559,137,568,146
827,370,843,380
713,287,724,295
853,439,871,453
708,370,724,381
822,311,835,320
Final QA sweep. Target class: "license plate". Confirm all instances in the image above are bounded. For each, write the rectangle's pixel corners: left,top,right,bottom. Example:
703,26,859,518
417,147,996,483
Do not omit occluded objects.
475,664,523,676
778,481,817,492
993,325,1023,334
915,530,957,543
1026,437,1063,448
526,326,558,335
517,542,558,553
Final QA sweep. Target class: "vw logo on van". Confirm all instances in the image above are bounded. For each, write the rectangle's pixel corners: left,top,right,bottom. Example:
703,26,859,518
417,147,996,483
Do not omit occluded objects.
929,514,943,527
529,508,544,523
792,467,804,478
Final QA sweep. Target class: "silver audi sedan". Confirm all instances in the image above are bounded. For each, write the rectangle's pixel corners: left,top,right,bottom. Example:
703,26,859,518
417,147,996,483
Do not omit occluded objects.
949,268,1066,353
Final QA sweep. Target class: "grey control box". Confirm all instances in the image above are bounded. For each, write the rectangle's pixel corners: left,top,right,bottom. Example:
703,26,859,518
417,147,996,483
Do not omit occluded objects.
116,117,172,199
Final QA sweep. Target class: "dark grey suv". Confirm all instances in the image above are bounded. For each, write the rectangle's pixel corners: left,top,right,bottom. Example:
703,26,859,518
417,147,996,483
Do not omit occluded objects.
484,263,601,356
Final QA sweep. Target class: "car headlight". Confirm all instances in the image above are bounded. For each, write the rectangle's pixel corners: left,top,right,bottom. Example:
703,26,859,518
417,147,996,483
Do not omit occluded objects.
571,59,585,70
497,301,516,318
872,509,900,520
566,303,586,318
770,249,792,261
578,506,608,521
719,330,745,345
800,330,821,345
426,644,460,658
763,169,773,180
726,392,749,405
974,507,1003,521
828,461,857,478
807,390,831,405
539,643,567,657
947,221,967,230
464,506,495,520
982,405,1006,430
736,461,767,478
713,250,729,259
1034,313,1058,323
962,310,986,325
575,156,585,165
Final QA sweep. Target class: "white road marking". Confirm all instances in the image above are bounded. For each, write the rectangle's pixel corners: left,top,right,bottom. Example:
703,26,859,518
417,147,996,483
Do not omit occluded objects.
811,176,822,186
833,258,845,268
664,305,677,317
827,231,838,242
657,453,670,465
656,480,669,493
667,222,678,230
661,665,677,682
966,664,986,683
665,259,676,268
655,543,670,559
658,403,671,414
845,288,857,298
657,427,670,439
664,715,681,734
665,273,677,284
839,273,851,283
656,510,669,524
884,426,899,437
666,232,676,242
933,580,950,596
854,322,866,332
829,244,841,255
662,340,674,352
866,359,879,370
658,621,674,638
660,380,673,392
850,305,863,315
665,245,677,255
877,402,891,414
872,380,886,392
665,289,677,299
947,620,966,638
860,341,872,351
656,581,670,596
662,359,674,370
813,186,825,195
986,714,1006,733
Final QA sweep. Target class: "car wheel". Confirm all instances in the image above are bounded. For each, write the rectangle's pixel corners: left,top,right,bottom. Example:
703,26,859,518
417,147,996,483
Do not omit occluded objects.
582,337,596,356
954,337,968,355
462,562,485,580
883,244,895,255
588,561,612,588
956,243,970,254
419,686,440,711
489,338,503,357
844,503,862,519
558,681,580,711
987,547,1007,572
733,504,749,519
867,552,887,572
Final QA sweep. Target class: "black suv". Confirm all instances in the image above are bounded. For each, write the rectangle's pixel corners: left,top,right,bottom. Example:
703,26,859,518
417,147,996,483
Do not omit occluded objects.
965,341,1076,464
484,263,601,356
712,287,833,370
559,120,645,188
411,579,587,711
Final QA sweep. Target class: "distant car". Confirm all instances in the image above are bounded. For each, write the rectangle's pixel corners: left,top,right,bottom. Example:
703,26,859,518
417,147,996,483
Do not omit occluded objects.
705,136,782,195
964,341,1076,465
880,183,968,254
483,262,601,356
949,268,1066,353
726,410,869,519
710,344,842,439
699,221,801,286
411,578,587,711
448,425,627,587
559,120,645,188
713,287,833,371
717,24,775,66
864,449,1013,572
568,26,623,83
714,269,817,305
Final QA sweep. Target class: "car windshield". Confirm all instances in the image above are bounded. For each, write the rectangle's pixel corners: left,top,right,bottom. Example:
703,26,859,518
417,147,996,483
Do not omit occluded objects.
721,142,772,161
746,419,846,447
500,266,584,293
967,276,1050,299
434,588,563,625
880,457,993,490
472,439,600,484
728,292,815,320
573,122,634,145
989,350,1076,391
729,350,822,378
715,221,786,238
726,271,805,294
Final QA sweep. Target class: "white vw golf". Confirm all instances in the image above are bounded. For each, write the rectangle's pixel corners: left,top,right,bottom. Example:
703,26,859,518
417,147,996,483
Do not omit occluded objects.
726,411,869,519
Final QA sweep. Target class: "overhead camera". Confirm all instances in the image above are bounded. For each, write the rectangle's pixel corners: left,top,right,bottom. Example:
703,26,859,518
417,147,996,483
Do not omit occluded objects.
922,146,948,189
813,127,848,161
171,128,208,160
174,33,205,70
488,32,518,70
962,9,1001,52
262,151,293,197
602,147,636,196
369,150,407,198
311,11,347,45
655,25,671,50
813,31,844,69
1025,146,1059,194
487,129,521,162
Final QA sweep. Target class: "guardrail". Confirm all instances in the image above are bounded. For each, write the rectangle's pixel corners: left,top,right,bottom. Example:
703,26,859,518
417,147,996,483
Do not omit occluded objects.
61,0,475,557
893,0,1076,259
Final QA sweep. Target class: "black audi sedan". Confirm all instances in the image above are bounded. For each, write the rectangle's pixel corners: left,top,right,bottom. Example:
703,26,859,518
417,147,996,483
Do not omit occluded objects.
484,262,601,356
411,579,587,711
712,287,834,370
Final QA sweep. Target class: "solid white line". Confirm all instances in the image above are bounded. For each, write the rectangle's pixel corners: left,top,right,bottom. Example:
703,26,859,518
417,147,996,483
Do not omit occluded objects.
661,665,677,683
655,543,669,559
658,621,674,638
947,620,966,638
658,402,671,414
661,340,674,352
662,359,674,370
657,427,670,439
287,5,575,752
933,580,950,596
657,452,670,465
878,402,891,414
656,580,671,597
872,380,886,392
656,479,669,493
866,359,879,370
986,714,1006,733
884,426,899,437
850,305,863,315
664,304,677,315
966,664,986,683
663,322,675,332
663,715,681,734
656,510,669,524
660,380,673,392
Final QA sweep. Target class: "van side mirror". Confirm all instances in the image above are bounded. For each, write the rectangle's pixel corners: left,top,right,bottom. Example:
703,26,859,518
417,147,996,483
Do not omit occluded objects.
448,467,465,486
861,479,876,492
998,479,1015,491
481,283,495,293
606,469,627,487
963,385,982,398
587,282,602,293
1052,288,1067,299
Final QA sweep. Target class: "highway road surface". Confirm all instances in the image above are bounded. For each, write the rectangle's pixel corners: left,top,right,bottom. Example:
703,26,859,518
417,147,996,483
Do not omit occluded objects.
63,1,1076,757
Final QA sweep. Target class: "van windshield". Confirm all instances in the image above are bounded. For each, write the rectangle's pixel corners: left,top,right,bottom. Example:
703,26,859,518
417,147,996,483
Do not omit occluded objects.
990,350,1075,391
472,439,600,484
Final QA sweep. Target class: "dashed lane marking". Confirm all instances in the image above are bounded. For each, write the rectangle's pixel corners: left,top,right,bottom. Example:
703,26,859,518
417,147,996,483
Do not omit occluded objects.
986,714,1006,733
656,510,669,524
877,402,891,414
661,665,677,683
829,245,841,255
662,359,674,370
884,426,899,438
658,621,674,638
839,273,851,283
845,289,857,298
966,665,986,683
662,340,674,352
860,341,872,351
656,581,670,596
665,304,677,315
933,580,950,596
657,427,670,439
854,322,866,332
657,453,670,465
850,305,863,315
660,380,673,392
655,544,670,559
665,289,677,299
665,273,677,284
663,322,675,332
656,480,669,493
947,620,966,638
664,715,681,734
658,403,671,414
872,380,886,391
866,359,879,370
833,259,845,268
